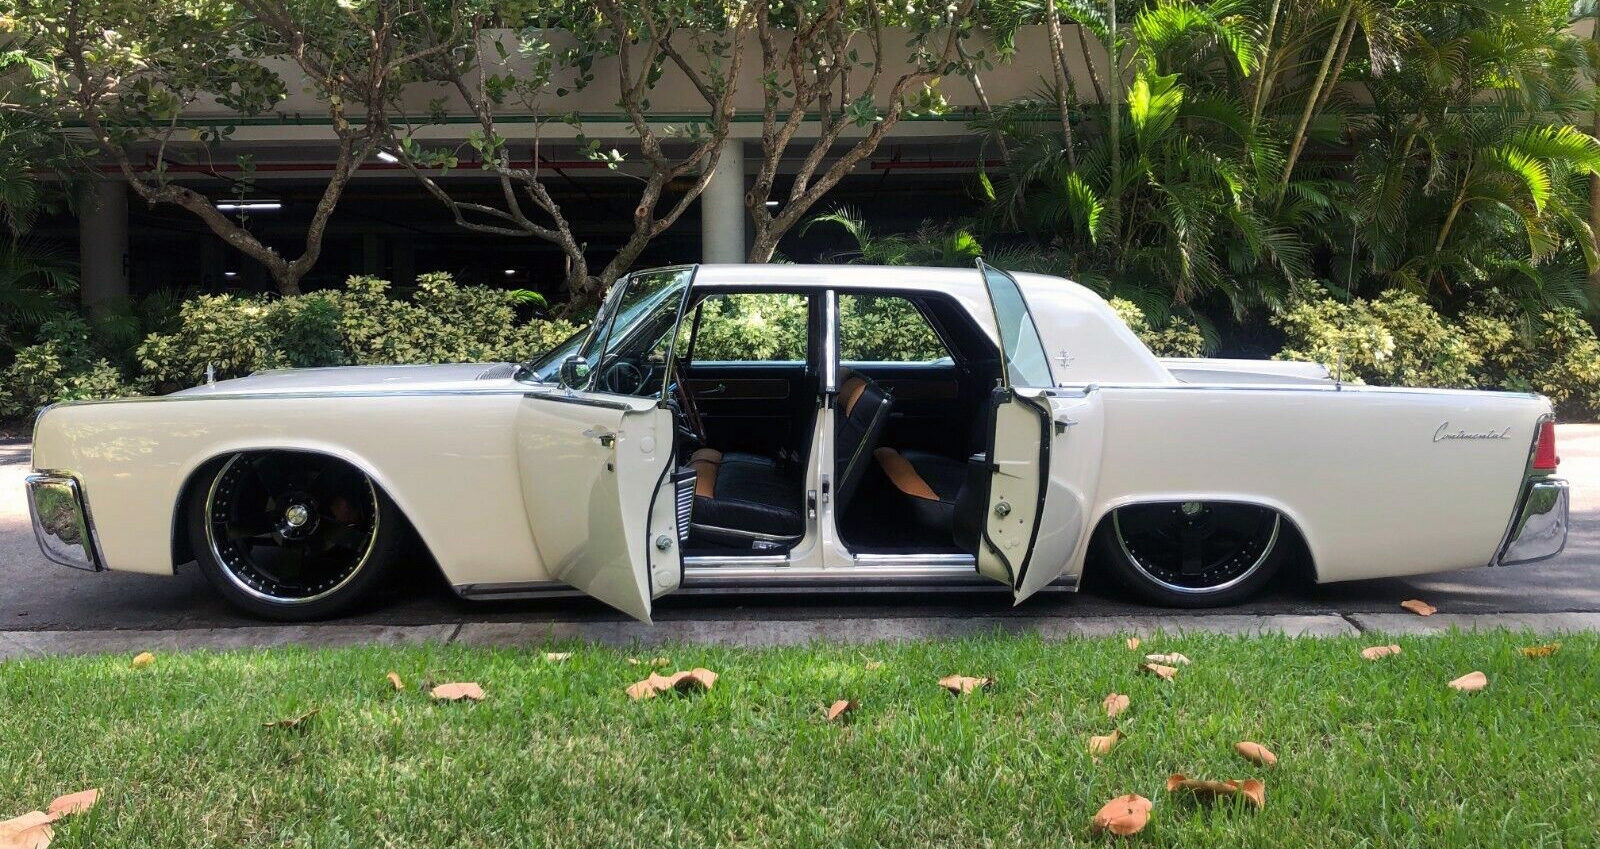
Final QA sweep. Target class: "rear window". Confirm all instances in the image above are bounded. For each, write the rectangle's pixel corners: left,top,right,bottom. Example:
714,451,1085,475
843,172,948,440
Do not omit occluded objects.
688,293,809,362
839,294,951,363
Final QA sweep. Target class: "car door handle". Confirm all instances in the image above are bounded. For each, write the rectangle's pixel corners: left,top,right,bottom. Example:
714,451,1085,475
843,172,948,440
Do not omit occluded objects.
698,383,727,396
582,427,616,447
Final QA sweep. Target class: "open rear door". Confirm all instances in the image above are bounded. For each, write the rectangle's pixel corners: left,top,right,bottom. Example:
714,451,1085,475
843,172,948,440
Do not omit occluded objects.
514,267,696,622
969,261,1099,603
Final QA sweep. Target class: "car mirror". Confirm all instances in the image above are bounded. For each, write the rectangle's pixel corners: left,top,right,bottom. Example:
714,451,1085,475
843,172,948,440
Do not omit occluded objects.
558,356,591,389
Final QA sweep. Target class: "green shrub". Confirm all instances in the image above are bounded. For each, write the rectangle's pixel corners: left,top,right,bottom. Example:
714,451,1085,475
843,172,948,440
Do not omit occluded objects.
1107,299,1208,358
1462,295,1600,420
690,294,809,362
137,273,579,391
0,317,133,418
1272,290,1479,388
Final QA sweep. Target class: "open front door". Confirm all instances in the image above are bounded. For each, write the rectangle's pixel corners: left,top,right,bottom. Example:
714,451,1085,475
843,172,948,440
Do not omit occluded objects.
514,267,696,622
969,261,1099,603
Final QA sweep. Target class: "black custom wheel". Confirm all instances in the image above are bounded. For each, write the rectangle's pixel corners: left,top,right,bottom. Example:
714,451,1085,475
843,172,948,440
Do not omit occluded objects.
187,452,403,620
1093,501,1287,607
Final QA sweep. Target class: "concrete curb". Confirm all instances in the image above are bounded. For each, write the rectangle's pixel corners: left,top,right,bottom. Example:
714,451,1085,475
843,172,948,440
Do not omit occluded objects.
2,611,1598,659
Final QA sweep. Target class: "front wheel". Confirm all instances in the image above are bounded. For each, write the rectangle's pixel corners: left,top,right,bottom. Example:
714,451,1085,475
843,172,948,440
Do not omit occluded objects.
188,452,404,620
1093,501,1287,608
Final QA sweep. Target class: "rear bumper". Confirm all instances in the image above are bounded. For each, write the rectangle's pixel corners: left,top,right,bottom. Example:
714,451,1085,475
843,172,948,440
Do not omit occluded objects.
1496,478,1568,566
25,471,105,572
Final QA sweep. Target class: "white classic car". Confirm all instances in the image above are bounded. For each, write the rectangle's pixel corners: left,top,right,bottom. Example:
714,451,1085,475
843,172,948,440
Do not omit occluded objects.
26,263,1569,622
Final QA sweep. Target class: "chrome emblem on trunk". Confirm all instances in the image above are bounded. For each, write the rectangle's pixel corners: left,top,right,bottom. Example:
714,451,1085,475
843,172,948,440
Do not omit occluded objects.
1433,422,1513,442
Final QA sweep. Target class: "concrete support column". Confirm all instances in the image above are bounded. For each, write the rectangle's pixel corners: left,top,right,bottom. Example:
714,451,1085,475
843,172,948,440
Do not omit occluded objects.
362,233,383,276
78,179,130,308
700,138,746,263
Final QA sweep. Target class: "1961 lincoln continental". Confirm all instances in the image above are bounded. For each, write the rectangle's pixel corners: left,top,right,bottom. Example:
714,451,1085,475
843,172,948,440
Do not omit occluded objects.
26,263,1570,621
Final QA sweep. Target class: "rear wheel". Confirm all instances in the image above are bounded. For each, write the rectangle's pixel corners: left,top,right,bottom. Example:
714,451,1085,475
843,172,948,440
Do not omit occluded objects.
187,451,403,620
1094,501,1286,608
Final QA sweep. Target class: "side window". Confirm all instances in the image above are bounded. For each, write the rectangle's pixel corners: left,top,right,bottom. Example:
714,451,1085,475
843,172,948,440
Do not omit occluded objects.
838,294,952,363
981,266,1054,387
688,294,809,362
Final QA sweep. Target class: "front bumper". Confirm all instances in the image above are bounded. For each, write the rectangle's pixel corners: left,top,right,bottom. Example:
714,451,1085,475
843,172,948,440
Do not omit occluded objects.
25,472,104,572
1497,478,1569,566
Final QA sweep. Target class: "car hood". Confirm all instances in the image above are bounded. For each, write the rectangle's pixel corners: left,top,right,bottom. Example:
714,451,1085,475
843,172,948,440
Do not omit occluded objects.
169,362,523,397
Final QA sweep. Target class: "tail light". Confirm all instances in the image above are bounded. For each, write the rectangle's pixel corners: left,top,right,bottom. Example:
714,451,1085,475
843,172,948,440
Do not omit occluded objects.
1532,419,1559,471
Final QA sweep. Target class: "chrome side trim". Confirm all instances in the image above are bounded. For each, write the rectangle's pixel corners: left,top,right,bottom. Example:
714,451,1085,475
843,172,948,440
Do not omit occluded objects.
853,553,975,567
25,471,105,572
1497,479,1569,566
689,523,800,543
453,561,1069,600
522,391,637,411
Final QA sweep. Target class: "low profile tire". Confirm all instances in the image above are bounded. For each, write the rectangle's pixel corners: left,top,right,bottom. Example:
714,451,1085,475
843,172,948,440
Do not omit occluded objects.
1093,501,1287,608
187,452,404,621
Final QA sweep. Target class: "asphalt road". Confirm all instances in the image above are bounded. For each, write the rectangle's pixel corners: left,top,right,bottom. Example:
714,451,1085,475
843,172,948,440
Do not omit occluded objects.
3,426,1597,631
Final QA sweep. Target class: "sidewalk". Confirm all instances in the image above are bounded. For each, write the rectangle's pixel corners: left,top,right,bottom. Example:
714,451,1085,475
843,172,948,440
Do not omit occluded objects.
5,611,1600,659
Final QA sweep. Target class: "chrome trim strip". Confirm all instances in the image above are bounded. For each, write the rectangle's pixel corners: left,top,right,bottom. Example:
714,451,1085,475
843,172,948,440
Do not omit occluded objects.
45,387,536,407
684,555,791,567
824,289,839,392
24,471,105,572
1497,478,1569,566
522,390,637,411
689,523,801,543
452,562,1070,600
853,553,975,567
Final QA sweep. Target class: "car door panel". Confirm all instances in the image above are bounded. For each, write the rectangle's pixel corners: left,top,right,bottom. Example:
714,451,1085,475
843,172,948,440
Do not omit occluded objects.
684,361,810,456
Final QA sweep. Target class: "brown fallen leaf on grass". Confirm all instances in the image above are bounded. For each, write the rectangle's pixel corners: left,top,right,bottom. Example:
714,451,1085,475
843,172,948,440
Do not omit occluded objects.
2,789,101,849
1166,774,1266,809
386,672,405,691
1448,671,1488,692
544,652,572,662
1360,644,1402,661
627,668,718,700
130,652,154,669
1103,693,1131,718
1145,652,1191,665
1125,637,1141,651
1400,599,1437,616
864,660,884,670
1521,643,1561,658
1235,742,1277,767
1141,663,1178,680
262,709,319,731
0,811,53,849
825,699,858,722
430,682,486,702
626,657,670,668
938,674,995,695
1089,729,1124,757
44,790,98,820
1090,794,1152,836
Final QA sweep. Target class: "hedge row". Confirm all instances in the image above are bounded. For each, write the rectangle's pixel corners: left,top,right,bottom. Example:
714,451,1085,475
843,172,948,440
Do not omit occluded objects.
4,275,1598,420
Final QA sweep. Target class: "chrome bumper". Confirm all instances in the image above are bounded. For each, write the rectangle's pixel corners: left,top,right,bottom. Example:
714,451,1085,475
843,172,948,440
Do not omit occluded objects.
1497,478,1568,566
25,472,104,572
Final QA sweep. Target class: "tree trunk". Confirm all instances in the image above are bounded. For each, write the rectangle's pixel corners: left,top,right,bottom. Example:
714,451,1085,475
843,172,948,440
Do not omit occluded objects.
1276,2,1351,208
1105,0,1121,238
1249,0,1282,129
1045,0,1078,170
1591,18,1600,285
1075,22,1106,105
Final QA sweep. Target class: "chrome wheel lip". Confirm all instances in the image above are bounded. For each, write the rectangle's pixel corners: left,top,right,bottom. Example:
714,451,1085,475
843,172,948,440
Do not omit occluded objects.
204,454,380,606
1112,504,1280,596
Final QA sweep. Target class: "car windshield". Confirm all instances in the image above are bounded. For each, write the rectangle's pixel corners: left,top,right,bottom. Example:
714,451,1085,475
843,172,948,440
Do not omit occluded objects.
519,328,587,382
516,268,693,385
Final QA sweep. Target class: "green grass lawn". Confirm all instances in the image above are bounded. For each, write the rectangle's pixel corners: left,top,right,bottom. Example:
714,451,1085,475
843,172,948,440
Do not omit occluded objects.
3,631,1597,848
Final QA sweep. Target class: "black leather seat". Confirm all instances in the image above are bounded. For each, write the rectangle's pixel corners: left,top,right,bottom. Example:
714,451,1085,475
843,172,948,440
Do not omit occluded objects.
688,449,804,541
833,372,893,515
872,447,967,531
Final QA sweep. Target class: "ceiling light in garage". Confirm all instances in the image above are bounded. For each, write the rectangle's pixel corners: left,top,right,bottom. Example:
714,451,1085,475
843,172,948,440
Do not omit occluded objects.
215,200,281,212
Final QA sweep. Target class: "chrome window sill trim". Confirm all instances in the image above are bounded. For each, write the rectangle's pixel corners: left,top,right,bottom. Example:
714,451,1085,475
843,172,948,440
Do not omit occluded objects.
25,471,105,572
1495,478,1569,566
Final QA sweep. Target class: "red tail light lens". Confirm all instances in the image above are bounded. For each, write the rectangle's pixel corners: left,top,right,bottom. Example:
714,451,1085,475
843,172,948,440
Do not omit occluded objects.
1533,419,1559,471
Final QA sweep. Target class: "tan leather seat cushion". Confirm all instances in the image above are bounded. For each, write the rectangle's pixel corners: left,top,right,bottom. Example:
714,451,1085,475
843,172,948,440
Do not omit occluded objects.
872,447,939,501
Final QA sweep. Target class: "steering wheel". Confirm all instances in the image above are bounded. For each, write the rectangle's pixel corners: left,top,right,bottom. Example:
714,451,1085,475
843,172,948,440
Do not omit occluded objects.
673,377,709,447
601,361,645,395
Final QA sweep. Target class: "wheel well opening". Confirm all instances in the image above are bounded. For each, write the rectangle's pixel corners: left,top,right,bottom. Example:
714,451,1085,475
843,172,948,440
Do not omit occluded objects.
1087,500,1317,582
170,449,431,572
